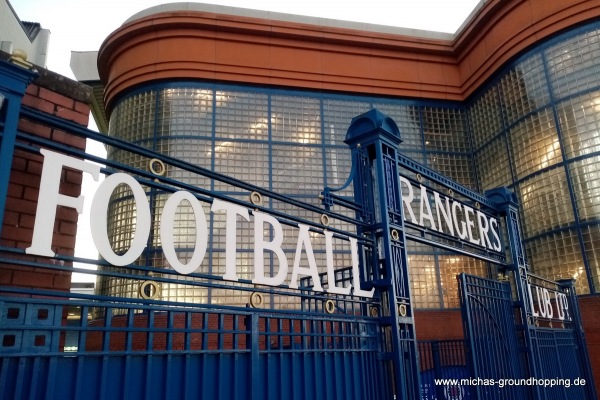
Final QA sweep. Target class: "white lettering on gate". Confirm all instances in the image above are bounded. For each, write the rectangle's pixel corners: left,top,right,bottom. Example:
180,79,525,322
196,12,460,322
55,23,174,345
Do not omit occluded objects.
161,191,208,275
90,173,152,266
25,149,374,298
211,199,249,281
527,282,570,321
399,179,502,252
251,210,288,287
25,149,101,257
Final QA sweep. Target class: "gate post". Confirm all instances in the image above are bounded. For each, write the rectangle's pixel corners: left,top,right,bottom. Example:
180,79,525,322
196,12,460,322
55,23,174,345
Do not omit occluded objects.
344,109,420,400
486,188,540,399
486,188,536,317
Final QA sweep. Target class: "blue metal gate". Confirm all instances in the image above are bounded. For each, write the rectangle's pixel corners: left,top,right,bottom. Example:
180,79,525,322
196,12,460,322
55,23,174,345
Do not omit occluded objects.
527,275,596,400
0,65,394,399
458,273,597,400
0,297,382,400
458,273,528,400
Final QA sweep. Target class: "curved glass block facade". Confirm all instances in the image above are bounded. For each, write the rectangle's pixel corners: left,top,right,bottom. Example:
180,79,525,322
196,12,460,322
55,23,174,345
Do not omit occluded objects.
101,21,600,307
471,23,600,296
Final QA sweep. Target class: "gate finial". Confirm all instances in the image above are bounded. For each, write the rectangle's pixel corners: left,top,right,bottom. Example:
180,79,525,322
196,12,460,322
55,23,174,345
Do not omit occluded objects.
485,187,518,208
344,108,402,147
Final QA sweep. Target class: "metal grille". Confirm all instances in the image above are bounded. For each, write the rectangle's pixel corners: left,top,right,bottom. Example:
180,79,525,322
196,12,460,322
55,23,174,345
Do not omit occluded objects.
419,340,475,400
0,297,382,400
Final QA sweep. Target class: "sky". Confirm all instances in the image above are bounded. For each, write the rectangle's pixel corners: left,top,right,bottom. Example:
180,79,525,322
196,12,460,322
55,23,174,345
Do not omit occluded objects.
9,0,481,282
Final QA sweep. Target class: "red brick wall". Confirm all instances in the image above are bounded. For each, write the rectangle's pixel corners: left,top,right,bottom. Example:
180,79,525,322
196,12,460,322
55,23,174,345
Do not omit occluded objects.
85,313,247,352
415,309,464,341
416,301,600,394
579,295,600,395
84,313,308,352
0,79,89,293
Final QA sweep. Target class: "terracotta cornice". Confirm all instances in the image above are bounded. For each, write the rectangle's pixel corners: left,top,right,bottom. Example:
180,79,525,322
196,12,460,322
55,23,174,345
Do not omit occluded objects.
98,0,600,113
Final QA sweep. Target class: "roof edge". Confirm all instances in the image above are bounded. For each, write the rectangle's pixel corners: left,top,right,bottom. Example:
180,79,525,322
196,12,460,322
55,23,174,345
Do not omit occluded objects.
123,2,456,40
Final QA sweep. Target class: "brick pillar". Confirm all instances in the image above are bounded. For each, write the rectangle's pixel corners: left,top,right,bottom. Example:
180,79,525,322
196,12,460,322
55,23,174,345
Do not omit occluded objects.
0,62,92,293
579,295,600,396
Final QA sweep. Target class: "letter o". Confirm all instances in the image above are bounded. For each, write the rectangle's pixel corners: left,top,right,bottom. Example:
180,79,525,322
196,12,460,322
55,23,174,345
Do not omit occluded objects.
90,173,151,266
160,191,208,275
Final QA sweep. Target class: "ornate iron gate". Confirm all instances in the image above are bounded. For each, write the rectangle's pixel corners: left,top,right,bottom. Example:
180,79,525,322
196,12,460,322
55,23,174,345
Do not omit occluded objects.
0,69,597,400
526,275,596,400
459,187,597,400
458,273,597,400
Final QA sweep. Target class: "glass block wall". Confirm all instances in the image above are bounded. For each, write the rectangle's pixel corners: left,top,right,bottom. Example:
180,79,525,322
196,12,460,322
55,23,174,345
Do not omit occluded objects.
100,21,600,307
471,23,600,296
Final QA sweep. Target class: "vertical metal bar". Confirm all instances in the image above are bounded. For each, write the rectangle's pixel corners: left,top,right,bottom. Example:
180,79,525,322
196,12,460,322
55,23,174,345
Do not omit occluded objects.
99,355,110,400
13,356,26,400
28,357,42,400
432,341,444,400
145,310,155,400
458,273,482,400
78,306,89,352
0,95,22,233
166,309,173,352
250,313,260,400
0,64,36,234
99,308,112,400
102,308,112,353
45,356,57,400
184,312,193,400
0,357,10,399
121,307,134,399
218,313,225,399
165,353,173,400
73,353,86,400
314,324,323,400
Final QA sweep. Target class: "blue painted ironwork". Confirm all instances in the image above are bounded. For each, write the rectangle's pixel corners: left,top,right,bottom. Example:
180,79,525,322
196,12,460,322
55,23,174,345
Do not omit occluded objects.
558,278,598,400
0,101,597,399
459,273,529,400
395,154,507,268
459,268,596,400
487,187,543,400
0,295,382,400
467,188,598,400
524,275,597,400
